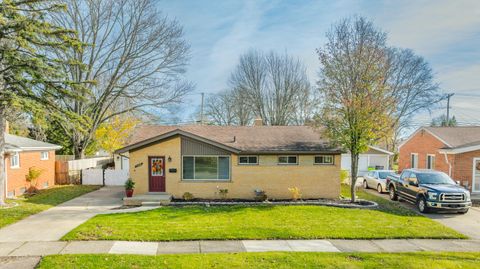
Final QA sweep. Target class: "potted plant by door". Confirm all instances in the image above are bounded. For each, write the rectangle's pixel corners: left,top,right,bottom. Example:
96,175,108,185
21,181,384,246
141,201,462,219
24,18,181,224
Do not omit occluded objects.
125,178,135,197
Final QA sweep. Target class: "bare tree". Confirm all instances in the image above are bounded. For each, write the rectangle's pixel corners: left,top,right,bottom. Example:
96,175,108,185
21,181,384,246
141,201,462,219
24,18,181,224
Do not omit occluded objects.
205,91,237,126
383,48,442,160
48,0,191,158
229,50,312,125
205,88,253,126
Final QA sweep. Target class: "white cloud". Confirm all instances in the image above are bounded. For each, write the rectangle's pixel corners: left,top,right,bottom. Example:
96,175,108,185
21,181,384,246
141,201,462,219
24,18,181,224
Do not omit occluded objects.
379,0,480,55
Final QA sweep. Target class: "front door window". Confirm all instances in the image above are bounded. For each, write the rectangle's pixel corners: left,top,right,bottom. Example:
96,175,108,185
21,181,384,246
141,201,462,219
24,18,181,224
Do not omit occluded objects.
151,158,164,176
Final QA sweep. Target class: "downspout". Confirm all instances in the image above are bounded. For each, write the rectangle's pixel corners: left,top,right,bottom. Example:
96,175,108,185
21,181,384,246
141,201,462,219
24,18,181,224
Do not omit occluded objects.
443,152,452,177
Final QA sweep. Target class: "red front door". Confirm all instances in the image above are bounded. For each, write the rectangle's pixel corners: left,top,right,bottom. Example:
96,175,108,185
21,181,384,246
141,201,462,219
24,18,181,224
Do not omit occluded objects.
149,156,165,192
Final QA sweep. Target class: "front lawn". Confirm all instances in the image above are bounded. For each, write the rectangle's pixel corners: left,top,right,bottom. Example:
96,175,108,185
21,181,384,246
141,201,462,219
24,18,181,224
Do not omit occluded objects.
62,185,464,241
37,252,480,269
0,185,101,228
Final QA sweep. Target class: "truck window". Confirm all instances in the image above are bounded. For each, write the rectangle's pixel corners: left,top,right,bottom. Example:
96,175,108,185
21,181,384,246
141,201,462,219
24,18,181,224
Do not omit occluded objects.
400,171,410,180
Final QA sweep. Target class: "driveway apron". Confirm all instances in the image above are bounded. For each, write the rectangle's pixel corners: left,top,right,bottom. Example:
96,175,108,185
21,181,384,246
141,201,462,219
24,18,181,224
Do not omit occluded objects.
0,187,123,242
364,188,480,239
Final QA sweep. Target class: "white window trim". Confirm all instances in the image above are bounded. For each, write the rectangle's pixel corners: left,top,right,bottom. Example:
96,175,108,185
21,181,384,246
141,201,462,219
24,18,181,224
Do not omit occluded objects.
278,155,298,165
426,154,435,169
10,152,20,168
238,155,259,165
182,155,231,181
40,151,49,160
314,155,335,165
410,153,418,168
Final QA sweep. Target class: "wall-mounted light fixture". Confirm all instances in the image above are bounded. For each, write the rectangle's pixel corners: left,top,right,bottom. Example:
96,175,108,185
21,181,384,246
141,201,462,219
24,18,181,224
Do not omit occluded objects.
168,156,172,162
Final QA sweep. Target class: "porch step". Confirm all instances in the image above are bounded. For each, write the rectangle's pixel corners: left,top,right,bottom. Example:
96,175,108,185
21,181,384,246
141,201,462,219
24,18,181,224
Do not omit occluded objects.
123,193,172,206
141,201,165,206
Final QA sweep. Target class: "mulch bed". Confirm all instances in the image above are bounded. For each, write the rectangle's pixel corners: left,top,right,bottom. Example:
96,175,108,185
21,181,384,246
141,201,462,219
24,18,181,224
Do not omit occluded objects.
169,199,378,209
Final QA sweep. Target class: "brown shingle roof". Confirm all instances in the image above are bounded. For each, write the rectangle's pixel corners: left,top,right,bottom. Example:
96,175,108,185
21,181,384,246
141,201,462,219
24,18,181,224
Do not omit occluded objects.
424,126,480,148
123,125,341,153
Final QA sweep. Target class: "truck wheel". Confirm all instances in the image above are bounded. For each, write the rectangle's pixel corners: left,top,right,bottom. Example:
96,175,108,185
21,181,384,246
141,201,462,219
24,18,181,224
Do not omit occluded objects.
417,196,430,213
458,209,469,214
389,186,398,201
363,180,368,189
377,184,383,193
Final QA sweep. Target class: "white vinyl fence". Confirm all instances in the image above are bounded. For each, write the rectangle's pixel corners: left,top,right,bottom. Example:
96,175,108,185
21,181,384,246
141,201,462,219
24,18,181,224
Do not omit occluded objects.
69,157,112,171
105,169,129,186
81,168,129,186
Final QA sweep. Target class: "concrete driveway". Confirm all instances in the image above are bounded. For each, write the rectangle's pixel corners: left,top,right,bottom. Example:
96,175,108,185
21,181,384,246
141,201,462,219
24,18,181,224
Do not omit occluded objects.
0,186,124,242
364,188,480,239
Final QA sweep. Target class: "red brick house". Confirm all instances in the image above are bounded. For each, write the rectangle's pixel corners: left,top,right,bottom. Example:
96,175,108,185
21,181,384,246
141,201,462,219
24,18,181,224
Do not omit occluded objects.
398,126,480,193
4,131,61,198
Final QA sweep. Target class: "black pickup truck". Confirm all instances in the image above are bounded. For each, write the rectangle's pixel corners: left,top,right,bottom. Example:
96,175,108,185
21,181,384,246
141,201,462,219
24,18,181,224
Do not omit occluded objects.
386,169,472,213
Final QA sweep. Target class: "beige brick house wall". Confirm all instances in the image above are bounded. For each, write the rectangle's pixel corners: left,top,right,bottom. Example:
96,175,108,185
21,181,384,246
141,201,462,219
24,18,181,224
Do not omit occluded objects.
129,136,341,199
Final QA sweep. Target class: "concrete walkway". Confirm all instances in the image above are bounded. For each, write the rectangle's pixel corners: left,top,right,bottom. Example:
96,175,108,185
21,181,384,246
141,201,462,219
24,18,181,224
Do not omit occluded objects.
0,187,124,242
0,239,480,257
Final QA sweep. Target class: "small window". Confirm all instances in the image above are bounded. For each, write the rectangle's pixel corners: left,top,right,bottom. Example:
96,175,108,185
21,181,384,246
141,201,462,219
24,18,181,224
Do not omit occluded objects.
278,155,298,165
40,151,49,160
10,152,20,168
239,156,258,165
314,155,334,165
410,153,418,168
43,181,49,188
427,154,435,169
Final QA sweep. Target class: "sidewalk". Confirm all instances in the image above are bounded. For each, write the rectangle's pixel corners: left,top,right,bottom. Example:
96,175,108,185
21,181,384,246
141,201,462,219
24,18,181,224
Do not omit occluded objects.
0,187,124,242
1,239,480,256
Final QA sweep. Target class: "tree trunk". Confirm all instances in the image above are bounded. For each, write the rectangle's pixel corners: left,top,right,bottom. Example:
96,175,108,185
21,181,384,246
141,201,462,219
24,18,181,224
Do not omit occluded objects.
350,153,359,203
0,105,6,206
73,144,86,160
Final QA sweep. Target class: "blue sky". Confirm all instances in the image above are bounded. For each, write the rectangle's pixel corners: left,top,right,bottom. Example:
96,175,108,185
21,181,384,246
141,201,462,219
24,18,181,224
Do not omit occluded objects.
157,0,480,130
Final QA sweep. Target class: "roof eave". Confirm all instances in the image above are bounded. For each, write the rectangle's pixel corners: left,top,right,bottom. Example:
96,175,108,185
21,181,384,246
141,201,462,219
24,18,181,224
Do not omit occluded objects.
398,127,453,149
115,129,241,154
439,144,480,154
368,145,394,155
238,150,344,155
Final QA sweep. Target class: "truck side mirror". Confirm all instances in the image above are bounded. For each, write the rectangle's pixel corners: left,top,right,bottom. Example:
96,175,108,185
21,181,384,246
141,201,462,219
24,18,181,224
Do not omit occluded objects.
456,181,460,185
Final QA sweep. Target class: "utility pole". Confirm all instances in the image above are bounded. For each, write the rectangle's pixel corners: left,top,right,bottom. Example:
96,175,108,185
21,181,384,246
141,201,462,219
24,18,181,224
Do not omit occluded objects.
446,93,454,123
200,92,204,125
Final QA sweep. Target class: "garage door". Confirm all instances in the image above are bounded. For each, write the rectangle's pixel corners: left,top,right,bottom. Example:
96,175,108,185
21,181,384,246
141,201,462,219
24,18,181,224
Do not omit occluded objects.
341,154,369,176
341,154,389,176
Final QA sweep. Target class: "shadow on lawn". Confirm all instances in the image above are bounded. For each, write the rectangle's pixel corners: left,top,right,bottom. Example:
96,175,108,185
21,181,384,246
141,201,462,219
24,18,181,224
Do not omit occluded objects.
21,185,101,207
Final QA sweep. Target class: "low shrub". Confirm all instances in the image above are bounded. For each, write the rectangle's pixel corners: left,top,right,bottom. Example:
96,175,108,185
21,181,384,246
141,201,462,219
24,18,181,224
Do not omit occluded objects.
182,192,194,201
288,186,302,201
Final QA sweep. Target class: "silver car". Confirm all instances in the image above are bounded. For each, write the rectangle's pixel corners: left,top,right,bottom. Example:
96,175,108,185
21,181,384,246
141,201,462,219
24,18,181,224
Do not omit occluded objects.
363,170,396,193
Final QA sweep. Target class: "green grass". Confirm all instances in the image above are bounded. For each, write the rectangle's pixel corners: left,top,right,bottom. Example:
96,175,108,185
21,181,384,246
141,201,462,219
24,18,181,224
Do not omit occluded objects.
37,252,480,269
0,185,101,228
62,185,464,241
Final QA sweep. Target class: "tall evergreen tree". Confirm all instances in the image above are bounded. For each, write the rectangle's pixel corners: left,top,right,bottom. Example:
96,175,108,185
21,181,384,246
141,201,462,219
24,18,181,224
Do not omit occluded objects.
0,0,81,205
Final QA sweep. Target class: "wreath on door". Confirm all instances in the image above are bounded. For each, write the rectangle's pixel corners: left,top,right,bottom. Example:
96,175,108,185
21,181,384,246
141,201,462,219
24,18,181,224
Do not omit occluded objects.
476,162,480,171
